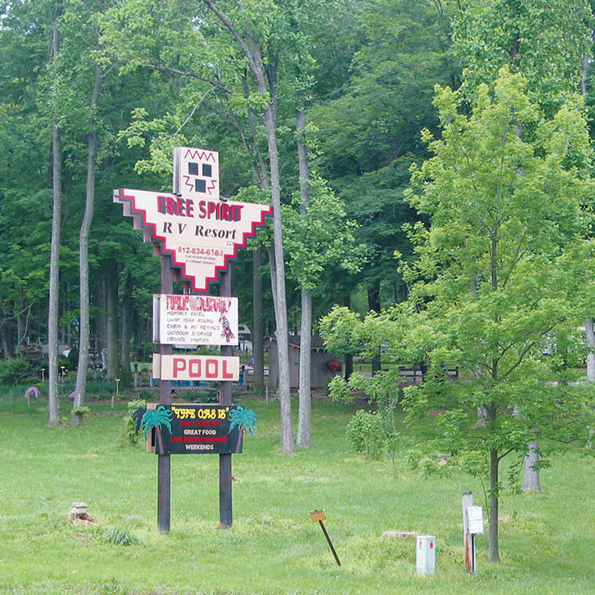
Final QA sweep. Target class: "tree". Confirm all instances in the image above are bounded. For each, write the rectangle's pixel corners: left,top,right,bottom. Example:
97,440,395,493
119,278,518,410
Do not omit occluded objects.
48,3,63,426
284,177,363,446
404,69,595,562
198,0,297,452
449,0,594,491
311,0,458,318
451,0,592,114
325,69,595,563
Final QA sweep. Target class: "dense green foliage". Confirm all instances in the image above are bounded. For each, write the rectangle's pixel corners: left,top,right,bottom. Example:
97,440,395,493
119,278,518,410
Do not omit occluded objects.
323,67,595,561
0,0,465,364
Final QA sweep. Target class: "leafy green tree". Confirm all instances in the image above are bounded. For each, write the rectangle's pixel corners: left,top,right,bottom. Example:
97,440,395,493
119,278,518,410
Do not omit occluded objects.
449,0,594,491
325,69,595,563
451,0,592,113
284,176,364,446
404,69,595,562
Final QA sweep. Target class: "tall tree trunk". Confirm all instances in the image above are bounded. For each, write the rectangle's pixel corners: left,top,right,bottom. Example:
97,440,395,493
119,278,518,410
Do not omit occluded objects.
296,96,312,448
17,314,25,348
48,9,62,426
586,318,595,381
0,322,9,359
106,264,119,379
252,248,265,390
202,0,294,452
297,287,312,447
96,277,107,357
343,294,354,380
65,283,71,347
73,63,102,426
523,441,541,492
367,284,382,374
489,448,501,563
581,45,593,381
263,94,293,452
120,270,133,382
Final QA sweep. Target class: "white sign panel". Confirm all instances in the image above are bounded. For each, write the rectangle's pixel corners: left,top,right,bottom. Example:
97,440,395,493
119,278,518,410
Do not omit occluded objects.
154,294,238,346
153,354,240,381
114,188,272,292
173,147,220,200
467,506,484,535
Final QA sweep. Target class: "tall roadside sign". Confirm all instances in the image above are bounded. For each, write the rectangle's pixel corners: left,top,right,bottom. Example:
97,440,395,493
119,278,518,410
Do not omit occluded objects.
114,147,270,532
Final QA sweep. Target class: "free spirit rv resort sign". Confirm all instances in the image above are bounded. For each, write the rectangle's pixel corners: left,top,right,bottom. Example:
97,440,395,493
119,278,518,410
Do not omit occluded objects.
117,147,263,532
114,147,272,292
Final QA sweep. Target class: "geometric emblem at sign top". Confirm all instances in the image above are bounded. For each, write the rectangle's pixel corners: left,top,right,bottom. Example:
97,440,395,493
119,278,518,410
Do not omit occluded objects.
173,146,219,200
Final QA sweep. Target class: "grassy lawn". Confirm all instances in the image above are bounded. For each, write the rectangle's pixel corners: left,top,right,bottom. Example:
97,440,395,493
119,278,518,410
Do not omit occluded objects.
0,394,594,594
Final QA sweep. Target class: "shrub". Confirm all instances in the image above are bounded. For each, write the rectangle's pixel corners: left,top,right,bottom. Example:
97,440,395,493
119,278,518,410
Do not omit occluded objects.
117,399,146,447
0,356,32,384
346,410,386,460
95,526,139,546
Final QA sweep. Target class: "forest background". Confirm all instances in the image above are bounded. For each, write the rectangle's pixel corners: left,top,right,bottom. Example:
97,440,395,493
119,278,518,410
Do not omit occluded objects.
4,0,595,570
0,0,462,402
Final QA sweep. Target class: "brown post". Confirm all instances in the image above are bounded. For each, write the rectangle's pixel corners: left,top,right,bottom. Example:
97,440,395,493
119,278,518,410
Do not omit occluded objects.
219,268,233,528
158,253,173,533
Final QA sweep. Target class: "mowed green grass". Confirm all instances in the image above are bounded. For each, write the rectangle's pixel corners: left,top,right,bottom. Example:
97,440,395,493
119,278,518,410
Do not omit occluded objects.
0,395,594,595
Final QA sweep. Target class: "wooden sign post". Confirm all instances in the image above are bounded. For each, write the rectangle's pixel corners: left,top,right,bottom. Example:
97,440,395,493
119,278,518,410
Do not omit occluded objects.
219,268,233,528
114,147,269,533
158,255,173,533
310,510,341,566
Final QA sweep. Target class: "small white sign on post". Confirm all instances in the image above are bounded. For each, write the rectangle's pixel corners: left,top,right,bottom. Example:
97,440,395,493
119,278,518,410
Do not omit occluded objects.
467,506,484,535
154,294,238,346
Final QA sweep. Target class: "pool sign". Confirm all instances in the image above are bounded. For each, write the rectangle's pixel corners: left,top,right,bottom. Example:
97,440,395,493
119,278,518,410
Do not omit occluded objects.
113,148,271,292
152,354,240,382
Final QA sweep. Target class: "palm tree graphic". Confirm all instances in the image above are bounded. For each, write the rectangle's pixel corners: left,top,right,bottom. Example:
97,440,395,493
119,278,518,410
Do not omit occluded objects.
228,406,257,453
141,405,174,455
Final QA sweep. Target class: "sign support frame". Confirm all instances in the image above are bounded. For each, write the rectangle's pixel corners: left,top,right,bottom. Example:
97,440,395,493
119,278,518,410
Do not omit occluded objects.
218,267,233,528
158,254,173,534
116,146,263,533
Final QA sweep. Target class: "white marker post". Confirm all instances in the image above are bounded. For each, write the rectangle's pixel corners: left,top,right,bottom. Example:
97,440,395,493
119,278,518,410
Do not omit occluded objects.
462,492,484,573
416,535,436,576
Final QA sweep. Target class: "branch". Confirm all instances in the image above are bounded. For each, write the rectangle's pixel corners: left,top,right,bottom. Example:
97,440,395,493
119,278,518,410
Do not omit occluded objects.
201,0,266,93
173,87,216,136
150,63,230,93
